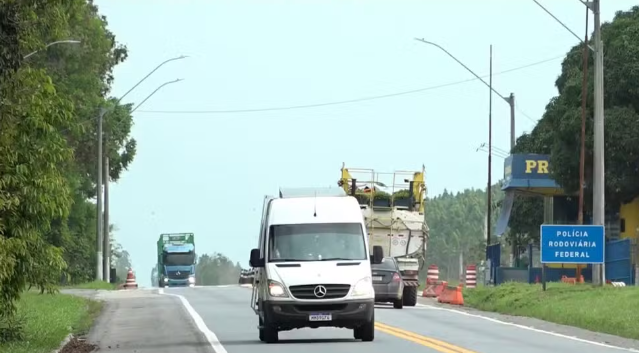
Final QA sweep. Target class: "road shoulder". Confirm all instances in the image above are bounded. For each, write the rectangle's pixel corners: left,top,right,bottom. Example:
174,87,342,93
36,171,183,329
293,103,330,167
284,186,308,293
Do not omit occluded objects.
417,296,639,351
85,289,214,353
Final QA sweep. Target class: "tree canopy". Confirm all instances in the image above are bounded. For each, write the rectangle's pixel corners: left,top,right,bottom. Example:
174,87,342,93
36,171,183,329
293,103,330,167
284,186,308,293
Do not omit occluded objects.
508,5,639,241
0,0,135,335
425,186,503,280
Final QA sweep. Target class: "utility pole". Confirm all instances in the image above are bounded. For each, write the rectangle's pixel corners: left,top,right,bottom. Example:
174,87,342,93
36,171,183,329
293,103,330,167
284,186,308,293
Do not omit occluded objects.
103,153,110,282
486,45,493,252
592,0,605,286
508,93,516,266
95,108,107,281
577,3,590,282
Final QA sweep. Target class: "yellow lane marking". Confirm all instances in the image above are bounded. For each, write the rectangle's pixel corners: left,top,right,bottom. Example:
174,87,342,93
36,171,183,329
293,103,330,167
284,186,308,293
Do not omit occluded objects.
375,322,478,353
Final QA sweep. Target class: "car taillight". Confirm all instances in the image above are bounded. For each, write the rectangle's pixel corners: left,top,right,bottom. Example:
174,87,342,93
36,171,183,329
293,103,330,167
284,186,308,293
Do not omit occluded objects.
392,273,401,282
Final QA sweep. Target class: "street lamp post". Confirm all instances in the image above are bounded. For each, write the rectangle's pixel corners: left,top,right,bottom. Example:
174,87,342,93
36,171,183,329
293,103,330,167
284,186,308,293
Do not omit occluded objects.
414,39,517,150
414,38,517,261
23,40,81,59
101,78,183,282
95,55,187,281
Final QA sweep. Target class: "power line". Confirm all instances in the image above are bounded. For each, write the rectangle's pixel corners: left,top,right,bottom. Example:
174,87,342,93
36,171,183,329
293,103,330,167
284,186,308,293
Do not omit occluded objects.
134,55,563,115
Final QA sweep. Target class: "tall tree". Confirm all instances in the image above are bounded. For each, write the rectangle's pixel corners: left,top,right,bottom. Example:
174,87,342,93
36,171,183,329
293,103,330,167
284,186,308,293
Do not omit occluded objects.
195,253,243,285
509,5,639,239
0,0,135,328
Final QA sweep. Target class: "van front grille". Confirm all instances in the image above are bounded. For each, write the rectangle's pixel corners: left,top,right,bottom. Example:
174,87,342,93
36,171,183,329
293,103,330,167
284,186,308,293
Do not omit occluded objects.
288,284,351,299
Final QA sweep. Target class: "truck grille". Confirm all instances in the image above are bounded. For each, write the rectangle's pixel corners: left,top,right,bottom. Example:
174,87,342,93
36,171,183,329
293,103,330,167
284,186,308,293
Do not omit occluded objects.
167,271,190,280
288,284,351,300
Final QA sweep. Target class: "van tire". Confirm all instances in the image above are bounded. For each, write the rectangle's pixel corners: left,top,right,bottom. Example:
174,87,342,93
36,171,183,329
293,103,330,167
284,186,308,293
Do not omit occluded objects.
357,320,375,342
258,317,265,342
262,326,278,343
403,286,417,306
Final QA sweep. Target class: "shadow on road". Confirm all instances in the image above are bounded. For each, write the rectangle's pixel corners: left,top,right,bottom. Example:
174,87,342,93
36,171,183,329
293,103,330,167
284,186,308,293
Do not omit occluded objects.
220,338,356,346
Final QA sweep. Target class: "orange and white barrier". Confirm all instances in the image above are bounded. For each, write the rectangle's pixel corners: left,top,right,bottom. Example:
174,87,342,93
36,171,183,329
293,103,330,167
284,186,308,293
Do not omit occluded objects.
465,265,477,289
426,264,440,285
123,268,138,289
421,264,442,297
437,283,464,306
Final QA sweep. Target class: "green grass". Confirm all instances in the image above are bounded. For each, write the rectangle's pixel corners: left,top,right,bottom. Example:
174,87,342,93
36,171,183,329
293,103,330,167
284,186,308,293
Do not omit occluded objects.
0,292,103,353
463,282,639,340
65,280,117,290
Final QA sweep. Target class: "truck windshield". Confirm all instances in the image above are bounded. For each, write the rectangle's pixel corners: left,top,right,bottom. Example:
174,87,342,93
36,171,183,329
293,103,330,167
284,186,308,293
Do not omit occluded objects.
164,253,195,266
268,223,367,262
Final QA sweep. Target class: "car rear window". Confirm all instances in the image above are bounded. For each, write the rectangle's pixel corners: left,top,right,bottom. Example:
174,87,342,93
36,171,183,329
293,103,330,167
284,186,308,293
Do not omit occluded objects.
372,258,397,270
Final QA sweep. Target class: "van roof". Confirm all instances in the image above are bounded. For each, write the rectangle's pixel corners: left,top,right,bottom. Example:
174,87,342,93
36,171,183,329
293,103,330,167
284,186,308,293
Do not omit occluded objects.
268,196,363,226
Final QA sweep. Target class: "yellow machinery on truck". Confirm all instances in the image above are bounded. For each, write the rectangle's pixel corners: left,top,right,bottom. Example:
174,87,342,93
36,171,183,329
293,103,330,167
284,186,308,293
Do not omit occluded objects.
339,163,428,306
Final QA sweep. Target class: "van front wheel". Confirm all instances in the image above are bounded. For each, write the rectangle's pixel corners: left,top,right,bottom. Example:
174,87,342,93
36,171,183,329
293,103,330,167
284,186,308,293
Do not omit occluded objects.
354,314,375,342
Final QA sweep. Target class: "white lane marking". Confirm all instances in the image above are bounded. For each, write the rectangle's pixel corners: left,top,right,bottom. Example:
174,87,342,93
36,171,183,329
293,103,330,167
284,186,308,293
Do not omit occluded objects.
159,288,229,353
415,303,639,352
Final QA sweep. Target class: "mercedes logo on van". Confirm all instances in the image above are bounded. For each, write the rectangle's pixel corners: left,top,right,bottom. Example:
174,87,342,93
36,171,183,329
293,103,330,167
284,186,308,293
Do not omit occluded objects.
314,285,327,298
176,271,181,276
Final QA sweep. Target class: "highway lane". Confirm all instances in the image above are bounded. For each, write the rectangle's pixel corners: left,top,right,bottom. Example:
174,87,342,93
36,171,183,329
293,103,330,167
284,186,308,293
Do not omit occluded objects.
161,285,639,353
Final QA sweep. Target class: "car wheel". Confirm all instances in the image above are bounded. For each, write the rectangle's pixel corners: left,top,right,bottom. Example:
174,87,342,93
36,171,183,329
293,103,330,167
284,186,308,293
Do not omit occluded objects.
393,298,403,309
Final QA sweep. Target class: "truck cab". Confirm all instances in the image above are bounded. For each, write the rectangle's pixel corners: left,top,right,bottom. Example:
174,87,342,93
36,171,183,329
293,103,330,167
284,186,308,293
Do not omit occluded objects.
157,233,197,288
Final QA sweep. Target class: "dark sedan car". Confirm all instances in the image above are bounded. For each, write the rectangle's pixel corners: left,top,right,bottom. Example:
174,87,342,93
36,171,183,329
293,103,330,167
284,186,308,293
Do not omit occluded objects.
372,257,404,309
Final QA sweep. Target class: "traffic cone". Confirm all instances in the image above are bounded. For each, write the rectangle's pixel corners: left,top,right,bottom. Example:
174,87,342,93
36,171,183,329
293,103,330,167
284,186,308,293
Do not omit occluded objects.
123,268,138,289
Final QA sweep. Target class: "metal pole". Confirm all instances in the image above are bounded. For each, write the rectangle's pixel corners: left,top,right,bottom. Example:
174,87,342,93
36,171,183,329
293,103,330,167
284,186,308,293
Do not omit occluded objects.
592,0,605,286
95,108,107,281
509,93,516,266
509,93,515,149
23,40,81,60
103,154,110,282
577,4,590,281
487,44,493,251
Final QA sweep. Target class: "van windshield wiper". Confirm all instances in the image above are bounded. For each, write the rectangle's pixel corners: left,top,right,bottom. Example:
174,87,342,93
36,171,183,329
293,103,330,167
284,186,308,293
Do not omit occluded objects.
318,257,360,261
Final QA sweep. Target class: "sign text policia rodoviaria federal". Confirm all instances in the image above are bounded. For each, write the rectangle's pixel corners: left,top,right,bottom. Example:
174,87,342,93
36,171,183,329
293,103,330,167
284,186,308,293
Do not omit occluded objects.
539,225,605,264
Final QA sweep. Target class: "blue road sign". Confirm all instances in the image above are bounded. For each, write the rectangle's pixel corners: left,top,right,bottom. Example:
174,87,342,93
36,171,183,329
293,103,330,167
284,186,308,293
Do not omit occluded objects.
540,224,605,264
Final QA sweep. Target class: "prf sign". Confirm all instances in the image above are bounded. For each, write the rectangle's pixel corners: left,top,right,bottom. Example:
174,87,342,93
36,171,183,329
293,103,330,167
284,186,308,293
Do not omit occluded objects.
525,159,549,174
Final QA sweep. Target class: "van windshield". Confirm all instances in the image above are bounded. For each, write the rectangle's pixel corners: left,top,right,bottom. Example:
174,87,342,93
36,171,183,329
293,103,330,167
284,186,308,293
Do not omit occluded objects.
268,223,367,262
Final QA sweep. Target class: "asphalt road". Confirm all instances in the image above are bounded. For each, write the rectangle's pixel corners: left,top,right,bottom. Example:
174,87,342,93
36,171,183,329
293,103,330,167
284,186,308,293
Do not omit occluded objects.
155,285,639,353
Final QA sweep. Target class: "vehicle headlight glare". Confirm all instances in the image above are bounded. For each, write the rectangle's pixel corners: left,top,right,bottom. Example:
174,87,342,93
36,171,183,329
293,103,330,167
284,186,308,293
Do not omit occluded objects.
188,276,195,284
352,276,374,297
268,281,288,297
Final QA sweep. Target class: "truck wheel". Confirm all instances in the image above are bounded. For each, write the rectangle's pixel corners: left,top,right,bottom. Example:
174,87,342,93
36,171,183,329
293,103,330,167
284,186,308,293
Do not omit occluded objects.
355,313,375,342
403,286,417,306
393,298,404,309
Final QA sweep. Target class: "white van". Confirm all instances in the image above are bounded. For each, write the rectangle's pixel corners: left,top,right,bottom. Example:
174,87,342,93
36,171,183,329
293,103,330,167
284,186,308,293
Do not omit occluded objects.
249,187,384,343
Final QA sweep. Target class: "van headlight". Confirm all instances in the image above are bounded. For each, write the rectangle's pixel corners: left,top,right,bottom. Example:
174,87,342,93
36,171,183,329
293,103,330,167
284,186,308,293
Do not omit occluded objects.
188,276,195,284
163,277,168,282
351,276,374,297
268,280,288,298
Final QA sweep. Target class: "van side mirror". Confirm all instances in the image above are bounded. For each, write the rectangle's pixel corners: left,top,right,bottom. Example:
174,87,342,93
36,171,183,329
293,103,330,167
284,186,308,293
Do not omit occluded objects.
371,245,383,264
249,248,264,268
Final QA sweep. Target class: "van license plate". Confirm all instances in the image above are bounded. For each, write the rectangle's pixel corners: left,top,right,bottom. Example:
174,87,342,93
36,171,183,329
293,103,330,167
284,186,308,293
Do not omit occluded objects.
372,276,383,282
309,313,332,321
